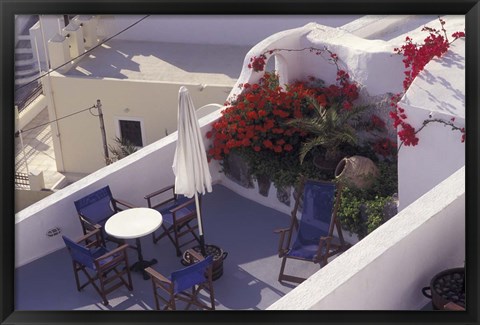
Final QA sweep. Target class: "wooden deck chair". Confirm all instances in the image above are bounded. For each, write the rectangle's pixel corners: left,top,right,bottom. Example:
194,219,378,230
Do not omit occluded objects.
62,229,133,305
145,249,215,310
275,178,349,284
145,185,201,256
74,185,136,246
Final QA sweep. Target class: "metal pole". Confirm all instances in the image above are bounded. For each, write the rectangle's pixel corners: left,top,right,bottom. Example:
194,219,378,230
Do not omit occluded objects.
96,99,110,165
38,15,50,70
195,193,207,256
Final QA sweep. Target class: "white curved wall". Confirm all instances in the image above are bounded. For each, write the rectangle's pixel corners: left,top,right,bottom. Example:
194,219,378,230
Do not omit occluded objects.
228,22,405,103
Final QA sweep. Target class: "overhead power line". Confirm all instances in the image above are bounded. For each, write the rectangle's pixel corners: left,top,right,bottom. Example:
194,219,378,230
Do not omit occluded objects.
18,105,96,134
15,14,151,91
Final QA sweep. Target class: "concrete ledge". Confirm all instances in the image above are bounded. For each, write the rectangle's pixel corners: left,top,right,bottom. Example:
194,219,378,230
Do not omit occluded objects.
17,95,47,129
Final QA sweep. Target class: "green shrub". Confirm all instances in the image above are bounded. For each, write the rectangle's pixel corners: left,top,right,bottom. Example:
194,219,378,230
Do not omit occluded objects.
338,161,398,238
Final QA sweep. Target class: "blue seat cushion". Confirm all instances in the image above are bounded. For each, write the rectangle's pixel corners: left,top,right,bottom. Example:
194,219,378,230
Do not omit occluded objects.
155,197,195,225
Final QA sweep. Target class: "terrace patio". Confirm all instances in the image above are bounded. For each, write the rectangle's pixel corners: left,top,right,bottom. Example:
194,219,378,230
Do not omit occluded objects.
10,14,469,317
15,184,325,310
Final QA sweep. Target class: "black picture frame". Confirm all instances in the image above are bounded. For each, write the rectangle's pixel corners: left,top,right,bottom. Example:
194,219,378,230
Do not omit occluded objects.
1,1,478,324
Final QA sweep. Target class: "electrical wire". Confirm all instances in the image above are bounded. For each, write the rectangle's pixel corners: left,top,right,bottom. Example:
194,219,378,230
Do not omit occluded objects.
15,14,151,91
18,105,97,133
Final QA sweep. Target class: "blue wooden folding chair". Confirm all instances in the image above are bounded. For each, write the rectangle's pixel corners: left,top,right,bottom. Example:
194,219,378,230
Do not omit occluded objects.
145,185,201,256
74,185,135,245
145,249,215,310
62,229,133,305
275,178,349,284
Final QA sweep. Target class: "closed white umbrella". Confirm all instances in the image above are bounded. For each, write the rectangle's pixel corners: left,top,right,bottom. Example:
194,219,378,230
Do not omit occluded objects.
173,86,212,255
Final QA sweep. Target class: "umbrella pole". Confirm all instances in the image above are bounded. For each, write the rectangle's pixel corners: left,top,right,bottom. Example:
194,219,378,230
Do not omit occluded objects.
195,193,207,256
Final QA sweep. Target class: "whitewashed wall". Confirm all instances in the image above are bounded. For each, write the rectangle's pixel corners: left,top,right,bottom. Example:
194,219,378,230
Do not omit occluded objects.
14,111,222,268
396,33,465,211
44,73,231,174
397,107,465,211
228,22,405,102
29,15,66,70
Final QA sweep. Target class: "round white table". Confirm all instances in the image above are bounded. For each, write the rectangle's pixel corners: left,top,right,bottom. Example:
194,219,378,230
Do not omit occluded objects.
105,207,162,280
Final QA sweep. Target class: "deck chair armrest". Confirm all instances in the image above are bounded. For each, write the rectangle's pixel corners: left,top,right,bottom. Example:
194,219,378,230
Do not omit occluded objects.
112,198,137,210
75,228,103,247
94,245,129,271
170,197,196,212
144,186,176,209
273,227,290,234
274,227,291,257
79,215,102,230
144,185,175,200
145,267,172,284
96,244,130,261
185,248,205,263
318,236,333,245
315,236,333,262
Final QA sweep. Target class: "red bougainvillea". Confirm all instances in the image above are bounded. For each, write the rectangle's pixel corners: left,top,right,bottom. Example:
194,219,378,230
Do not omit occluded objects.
207,68,361,162
390,18,466,148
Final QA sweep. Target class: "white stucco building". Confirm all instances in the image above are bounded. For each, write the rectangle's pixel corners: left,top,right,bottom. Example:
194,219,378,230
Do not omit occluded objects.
25,15,362,179
13,14,466,313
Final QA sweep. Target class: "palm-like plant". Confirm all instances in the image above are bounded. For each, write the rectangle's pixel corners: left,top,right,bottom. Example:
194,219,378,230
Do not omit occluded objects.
287,96,367,164
108,136,138,163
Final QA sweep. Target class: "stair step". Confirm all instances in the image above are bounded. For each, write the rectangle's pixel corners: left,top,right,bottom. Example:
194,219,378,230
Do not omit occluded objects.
15,39,32,49
15,57,36,66
15,52,34,60
20,15,39,35
17,35,31,41
15,63,36,72
15,75,40,86
15,69,39,78
15,48,34,54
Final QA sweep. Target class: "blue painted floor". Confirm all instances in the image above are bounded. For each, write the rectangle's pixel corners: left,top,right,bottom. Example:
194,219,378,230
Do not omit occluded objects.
15,184,324,310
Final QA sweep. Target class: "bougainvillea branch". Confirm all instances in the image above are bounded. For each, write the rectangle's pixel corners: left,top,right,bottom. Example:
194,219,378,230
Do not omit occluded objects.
390,17,466,149
248,46,341,72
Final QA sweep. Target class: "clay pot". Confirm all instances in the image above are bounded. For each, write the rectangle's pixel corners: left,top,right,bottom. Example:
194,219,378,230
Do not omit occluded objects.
334,156,379,189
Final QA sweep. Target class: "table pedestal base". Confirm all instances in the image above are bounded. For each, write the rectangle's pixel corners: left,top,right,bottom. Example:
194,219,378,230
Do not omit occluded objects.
131,258,158,280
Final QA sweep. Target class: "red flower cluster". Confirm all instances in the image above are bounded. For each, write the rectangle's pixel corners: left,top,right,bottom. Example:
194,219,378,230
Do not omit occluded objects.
373,138,397,158
248,55,267,72
390,18,466,147
207,69,360,161
370,114,386,131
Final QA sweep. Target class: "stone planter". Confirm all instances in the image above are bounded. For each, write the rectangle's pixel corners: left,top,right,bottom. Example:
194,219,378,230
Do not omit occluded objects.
256,174,271,197
422,267,465,310
181,244,228,281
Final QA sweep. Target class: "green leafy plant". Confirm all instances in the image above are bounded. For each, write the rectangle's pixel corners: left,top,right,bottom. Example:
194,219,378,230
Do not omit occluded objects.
337,161,398,238
108,137,138,163
287,96,368,164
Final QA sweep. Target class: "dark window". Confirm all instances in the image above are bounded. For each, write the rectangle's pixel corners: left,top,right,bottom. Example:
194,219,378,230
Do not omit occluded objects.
119,120,143,147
